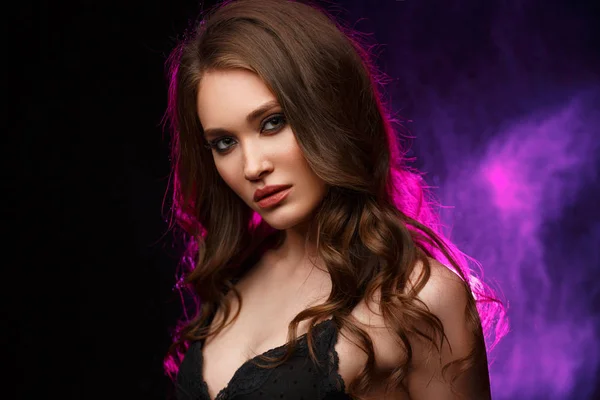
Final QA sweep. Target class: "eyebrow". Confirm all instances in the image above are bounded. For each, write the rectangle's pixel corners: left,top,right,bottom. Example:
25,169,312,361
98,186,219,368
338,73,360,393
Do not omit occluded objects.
202,100,280,139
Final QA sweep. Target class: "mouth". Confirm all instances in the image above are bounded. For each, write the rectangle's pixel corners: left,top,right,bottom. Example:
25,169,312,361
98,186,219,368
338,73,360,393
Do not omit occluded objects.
255,187,292,208
254,184,293,202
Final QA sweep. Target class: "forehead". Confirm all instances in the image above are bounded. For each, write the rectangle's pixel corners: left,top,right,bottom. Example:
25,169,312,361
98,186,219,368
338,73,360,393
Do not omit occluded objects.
196,69,276,124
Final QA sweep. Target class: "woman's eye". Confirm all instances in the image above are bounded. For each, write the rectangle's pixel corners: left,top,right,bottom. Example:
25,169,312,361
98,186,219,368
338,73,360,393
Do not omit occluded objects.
210,114,286,154
210,138,229,152
263,114,285,131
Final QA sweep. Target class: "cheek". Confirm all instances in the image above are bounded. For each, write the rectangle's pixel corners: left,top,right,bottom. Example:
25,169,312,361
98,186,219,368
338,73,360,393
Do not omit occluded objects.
283,144,308,169
214,164,239,192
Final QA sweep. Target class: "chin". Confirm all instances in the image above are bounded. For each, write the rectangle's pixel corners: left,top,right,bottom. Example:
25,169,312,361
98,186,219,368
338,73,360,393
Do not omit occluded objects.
260,212,306,230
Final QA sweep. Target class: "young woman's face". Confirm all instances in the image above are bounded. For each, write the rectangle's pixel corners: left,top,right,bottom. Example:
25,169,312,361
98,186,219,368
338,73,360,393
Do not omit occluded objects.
196,68,327,230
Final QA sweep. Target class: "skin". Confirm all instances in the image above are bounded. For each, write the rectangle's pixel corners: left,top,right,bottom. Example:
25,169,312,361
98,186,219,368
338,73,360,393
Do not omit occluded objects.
196,68,328,279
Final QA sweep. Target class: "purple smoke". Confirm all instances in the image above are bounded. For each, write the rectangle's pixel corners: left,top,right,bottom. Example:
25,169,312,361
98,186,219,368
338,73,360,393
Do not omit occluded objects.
441,93,600,399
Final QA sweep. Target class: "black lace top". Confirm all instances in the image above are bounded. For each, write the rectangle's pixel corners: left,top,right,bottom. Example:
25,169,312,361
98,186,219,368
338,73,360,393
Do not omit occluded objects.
175,315,352,400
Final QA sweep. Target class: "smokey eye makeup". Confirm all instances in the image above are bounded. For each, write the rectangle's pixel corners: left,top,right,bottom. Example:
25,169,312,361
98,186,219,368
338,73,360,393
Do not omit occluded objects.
205,113,287,153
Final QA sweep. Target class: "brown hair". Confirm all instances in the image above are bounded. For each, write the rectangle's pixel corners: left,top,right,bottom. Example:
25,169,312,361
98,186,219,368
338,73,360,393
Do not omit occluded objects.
162,0,506,398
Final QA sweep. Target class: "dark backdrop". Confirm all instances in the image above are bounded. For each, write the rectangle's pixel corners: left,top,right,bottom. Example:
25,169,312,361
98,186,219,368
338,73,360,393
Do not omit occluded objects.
7,0,600,399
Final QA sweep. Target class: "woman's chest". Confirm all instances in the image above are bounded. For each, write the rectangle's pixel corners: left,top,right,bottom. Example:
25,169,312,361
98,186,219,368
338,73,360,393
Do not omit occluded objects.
198,264,406,399
200,301,401,399
200,277,337,399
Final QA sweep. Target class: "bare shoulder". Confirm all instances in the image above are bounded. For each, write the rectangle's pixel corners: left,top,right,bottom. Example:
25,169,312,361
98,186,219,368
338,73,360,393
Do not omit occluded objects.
345,258,471,369
408,257,471,317
406,258,491,399
337,258,487,399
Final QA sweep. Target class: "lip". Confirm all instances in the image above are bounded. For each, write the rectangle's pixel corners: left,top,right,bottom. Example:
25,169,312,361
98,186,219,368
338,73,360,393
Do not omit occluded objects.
256,187,292,209
253,184,293,202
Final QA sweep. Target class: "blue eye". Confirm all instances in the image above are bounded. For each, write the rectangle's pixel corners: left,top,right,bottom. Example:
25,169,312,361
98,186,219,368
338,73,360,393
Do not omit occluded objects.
208,114,287,154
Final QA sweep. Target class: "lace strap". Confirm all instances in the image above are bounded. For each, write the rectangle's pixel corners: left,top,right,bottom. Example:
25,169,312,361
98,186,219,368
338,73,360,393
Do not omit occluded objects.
317,319,348,399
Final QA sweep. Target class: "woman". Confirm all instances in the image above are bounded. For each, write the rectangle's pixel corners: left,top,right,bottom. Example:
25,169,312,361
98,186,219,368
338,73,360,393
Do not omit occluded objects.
163,0,506,399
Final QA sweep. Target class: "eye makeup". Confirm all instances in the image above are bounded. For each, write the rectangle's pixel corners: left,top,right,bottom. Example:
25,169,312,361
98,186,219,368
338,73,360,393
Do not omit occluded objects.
206,113,287,153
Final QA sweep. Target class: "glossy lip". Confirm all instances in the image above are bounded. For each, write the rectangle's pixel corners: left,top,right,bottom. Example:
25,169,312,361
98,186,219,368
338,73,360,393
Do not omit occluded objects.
256,187,292,209
253,184,292,202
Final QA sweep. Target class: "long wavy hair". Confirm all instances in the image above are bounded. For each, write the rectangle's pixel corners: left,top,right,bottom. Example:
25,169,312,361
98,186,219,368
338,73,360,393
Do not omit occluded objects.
162,0,507,398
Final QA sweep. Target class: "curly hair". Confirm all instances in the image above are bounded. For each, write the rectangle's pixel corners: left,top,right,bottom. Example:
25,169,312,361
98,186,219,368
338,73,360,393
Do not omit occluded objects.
161,0,507,398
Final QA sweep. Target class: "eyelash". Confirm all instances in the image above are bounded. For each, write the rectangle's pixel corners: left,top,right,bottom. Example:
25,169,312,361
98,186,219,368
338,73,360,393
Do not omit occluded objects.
206,114,287,154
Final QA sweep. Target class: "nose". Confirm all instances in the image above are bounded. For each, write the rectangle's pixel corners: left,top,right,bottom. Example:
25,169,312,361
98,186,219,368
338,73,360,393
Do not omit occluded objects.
243,144,273,181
